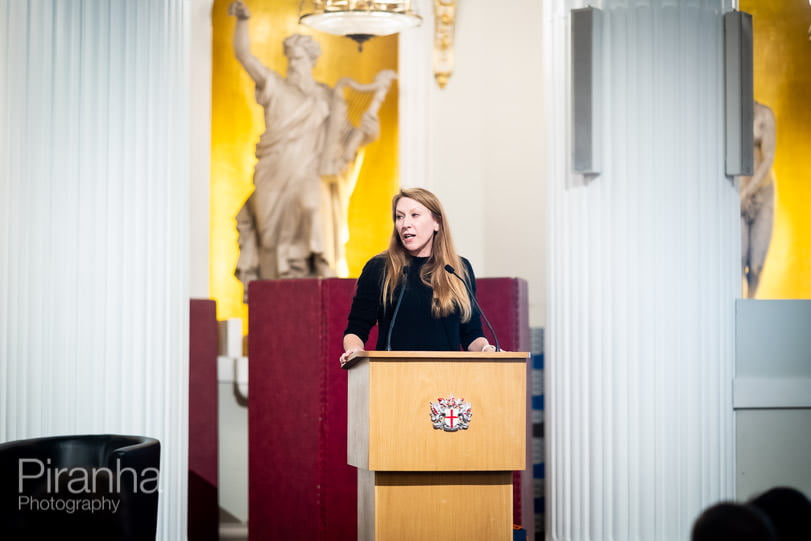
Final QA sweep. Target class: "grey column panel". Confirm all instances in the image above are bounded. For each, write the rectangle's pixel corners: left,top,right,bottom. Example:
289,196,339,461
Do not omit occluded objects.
735,300,811,501
572,7,602,176
724,11,754,177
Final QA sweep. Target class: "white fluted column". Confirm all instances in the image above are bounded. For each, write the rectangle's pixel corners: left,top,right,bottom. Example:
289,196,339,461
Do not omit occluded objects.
544,0,739,539
398,0,435,189
0,1,189,538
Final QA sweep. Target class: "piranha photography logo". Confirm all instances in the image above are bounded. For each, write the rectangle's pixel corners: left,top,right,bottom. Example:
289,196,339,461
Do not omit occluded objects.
16,457,159,515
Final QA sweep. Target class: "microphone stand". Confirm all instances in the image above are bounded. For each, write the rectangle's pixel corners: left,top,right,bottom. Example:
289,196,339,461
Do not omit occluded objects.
385,267,409,351
444,264,501,352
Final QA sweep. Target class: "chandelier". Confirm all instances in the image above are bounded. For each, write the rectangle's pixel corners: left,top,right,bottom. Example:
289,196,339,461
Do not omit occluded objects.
299,0,422,50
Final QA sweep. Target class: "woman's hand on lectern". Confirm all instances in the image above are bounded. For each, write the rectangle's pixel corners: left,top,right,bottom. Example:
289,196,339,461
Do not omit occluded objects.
340,334,364,367
468,337,500,353
339,348,362,367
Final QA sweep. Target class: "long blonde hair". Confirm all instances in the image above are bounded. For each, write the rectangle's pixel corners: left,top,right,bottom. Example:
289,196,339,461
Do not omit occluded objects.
381,188,472,321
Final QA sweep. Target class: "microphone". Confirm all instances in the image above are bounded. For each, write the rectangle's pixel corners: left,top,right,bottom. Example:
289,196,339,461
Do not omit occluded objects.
386,266,409,351
444,264,501,352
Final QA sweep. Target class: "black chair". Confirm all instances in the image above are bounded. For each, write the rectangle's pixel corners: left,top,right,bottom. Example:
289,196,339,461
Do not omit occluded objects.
0,434,160,541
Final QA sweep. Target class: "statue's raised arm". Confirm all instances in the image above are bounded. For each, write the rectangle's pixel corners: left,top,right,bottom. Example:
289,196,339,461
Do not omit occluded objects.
229,1,271,85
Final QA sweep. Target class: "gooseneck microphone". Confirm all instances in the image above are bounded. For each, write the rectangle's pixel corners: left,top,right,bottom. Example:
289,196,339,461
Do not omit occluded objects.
386,266,409,351
444,264,501,352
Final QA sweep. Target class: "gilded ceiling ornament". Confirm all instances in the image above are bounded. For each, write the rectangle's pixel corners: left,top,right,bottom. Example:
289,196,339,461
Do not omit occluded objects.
433,0,457,88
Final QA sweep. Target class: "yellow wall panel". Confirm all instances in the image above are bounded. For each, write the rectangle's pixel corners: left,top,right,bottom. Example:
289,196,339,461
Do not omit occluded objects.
741,1,811,298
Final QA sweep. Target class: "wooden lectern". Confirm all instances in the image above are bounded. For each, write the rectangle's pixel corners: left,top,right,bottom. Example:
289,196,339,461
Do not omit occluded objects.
345,351,528,540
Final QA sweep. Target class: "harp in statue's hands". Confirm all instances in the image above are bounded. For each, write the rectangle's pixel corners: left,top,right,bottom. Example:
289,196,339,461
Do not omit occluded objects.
320,70,397,276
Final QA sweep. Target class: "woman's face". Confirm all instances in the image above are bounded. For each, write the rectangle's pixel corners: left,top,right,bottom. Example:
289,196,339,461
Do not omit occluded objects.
395,197,439,257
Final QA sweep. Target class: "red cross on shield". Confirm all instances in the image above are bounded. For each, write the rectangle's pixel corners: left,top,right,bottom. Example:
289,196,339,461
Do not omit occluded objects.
443,408,458,429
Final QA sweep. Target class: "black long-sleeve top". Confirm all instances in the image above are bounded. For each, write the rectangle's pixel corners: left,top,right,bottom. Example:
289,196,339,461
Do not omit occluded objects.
343,255,484,351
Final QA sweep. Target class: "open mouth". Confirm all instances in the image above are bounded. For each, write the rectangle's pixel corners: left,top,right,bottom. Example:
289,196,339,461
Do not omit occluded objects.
402,233,415,240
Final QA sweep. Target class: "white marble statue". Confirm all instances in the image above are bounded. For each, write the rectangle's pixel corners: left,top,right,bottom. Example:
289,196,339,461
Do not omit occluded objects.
229,1,396,300
740,101,776,298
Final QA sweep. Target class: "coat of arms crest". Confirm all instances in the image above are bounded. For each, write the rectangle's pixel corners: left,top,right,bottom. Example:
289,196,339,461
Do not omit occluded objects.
429,395,472,432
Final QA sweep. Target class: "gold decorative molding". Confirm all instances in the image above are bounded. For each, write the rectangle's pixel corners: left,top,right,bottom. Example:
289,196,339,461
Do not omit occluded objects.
433,0,457,88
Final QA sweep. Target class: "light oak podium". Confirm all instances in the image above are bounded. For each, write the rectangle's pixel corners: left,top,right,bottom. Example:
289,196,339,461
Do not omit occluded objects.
345,350,528,541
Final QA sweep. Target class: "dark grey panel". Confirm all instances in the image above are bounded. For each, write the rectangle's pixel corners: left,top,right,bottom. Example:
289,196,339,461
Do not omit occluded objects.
724,11,754,177
572,7,602,176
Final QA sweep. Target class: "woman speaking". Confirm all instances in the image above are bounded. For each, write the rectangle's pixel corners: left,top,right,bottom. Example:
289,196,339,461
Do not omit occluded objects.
340,188,495,366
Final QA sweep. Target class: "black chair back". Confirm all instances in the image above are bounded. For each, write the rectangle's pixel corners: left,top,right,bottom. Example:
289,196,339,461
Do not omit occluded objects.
0,434,160,541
